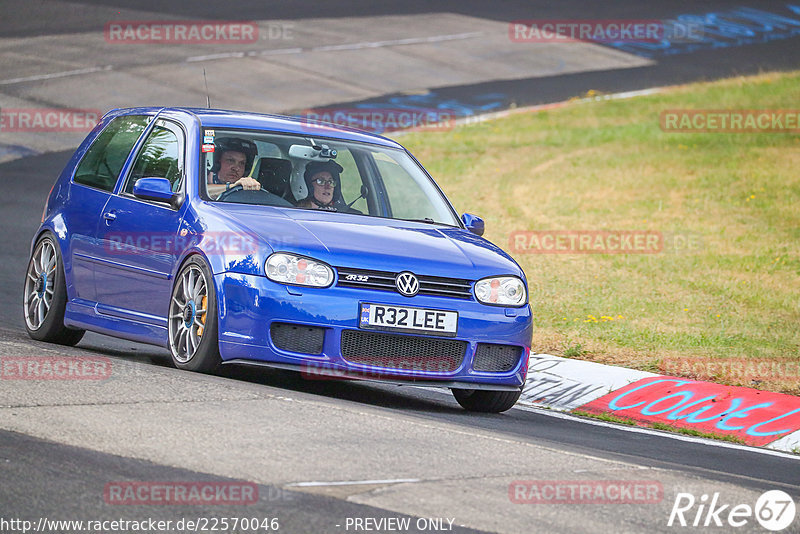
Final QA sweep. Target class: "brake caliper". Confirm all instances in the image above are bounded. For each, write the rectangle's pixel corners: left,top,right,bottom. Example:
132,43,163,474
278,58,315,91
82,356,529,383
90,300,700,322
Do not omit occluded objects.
197,295,208,337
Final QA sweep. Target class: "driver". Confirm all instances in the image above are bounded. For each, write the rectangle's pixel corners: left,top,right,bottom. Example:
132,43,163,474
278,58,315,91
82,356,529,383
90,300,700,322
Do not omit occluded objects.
206,137,260,199
296,160,345,211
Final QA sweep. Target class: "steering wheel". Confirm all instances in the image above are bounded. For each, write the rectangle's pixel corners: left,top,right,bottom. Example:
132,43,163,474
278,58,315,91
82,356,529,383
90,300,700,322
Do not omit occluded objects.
216,185,293,206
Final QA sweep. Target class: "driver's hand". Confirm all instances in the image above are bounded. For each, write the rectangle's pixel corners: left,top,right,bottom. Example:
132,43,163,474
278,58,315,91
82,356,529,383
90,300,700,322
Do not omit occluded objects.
235,177,261,190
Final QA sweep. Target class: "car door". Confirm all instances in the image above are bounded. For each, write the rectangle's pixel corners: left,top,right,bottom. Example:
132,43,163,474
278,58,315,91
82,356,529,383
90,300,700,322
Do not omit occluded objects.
66,115,152,305
93,119,186,325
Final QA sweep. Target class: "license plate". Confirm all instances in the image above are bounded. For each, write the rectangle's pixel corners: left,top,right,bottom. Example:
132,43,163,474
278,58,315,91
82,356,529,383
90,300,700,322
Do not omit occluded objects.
359,303,458,336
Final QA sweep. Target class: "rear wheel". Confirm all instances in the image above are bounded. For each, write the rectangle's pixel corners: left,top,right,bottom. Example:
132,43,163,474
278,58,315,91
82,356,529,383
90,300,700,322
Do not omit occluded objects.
23,234,85,345
168,256,221,373
452,388,521,413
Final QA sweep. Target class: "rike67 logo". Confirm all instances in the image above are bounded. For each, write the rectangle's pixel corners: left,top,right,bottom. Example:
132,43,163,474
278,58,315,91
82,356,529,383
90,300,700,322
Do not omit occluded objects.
668,490,796,531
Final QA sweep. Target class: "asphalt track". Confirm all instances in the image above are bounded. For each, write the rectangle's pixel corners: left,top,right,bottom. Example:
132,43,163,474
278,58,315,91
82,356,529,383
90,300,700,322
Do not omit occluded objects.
2,1,800,533
5,1,800,103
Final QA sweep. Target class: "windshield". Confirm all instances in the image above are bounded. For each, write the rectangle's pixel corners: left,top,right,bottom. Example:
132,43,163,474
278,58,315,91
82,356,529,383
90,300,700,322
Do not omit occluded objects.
201,128,460,226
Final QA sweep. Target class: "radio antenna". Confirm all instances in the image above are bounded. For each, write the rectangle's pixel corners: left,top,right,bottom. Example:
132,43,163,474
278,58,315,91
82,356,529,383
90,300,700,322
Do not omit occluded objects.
203,68,211,108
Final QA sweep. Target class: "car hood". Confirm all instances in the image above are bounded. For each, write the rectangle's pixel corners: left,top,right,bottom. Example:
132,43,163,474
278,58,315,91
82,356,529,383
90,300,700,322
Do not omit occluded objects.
208,205,524,279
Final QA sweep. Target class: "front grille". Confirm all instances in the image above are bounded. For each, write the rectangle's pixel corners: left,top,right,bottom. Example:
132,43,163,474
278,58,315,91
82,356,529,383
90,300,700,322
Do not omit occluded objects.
270,322,325,354
336,267,473,299
341,330,467,373
473,343,522,372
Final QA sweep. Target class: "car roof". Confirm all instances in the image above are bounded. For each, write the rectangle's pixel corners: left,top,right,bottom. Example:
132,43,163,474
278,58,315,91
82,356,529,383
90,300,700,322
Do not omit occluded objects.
109,107,404,149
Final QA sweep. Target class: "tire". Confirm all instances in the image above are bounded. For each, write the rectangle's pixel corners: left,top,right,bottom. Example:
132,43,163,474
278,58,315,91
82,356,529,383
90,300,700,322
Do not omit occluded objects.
23,233,85,346
452,388,522,413
168,256,221,373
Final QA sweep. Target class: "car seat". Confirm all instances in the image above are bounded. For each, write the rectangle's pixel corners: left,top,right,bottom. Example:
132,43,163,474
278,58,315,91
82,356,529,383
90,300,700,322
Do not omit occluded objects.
256,157,293,200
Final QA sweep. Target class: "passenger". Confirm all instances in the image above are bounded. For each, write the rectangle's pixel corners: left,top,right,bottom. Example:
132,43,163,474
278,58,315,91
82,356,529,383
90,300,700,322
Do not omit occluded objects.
296,160,345,211
206,137,260,198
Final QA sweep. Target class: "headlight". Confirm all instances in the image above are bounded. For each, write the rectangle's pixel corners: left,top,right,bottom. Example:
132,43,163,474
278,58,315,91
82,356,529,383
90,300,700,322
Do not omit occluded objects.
474,276,527,306
265,253,333,287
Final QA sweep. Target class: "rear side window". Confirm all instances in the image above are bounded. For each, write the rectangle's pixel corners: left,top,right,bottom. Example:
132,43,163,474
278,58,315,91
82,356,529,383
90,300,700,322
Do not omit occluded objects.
73,115,151,191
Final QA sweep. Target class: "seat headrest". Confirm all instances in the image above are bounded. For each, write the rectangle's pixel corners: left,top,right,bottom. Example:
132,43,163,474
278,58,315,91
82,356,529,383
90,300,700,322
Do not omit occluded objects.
257,157,293,198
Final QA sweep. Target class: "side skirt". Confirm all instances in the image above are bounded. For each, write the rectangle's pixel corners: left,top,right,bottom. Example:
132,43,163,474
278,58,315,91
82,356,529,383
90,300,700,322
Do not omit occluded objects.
65,300,168,348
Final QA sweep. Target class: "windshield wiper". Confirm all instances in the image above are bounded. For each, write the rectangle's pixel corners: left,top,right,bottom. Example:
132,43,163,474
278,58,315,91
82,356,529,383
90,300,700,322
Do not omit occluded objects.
399,218,459,228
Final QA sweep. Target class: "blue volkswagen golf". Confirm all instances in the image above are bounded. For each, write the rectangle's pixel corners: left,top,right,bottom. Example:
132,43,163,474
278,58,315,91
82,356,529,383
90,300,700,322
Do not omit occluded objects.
23,107,532,412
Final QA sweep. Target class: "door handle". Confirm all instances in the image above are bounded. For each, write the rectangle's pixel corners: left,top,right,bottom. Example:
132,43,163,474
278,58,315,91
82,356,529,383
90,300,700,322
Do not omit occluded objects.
103,212,117,222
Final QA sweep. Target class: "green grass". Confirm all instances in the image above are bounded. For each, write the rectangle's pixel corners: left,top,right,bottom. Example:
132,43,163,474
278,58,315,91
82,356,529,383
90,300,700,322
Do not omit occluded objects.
562,343,585,358
572,410,637,426
399,71,800,395
648,422,746,444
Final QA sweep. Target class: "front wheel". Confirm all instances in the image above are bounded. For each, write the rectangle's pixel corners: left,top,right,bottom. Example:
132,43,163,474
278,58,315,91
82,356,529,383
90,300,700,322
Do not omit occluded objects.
168,256,221,373
452,388,521,413
23,234,85,346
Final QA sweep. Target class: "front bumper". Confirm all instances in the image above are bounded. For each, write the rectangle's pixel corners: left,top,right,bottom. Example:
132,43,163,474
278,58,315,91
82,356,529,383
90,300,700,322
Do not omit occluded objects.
215,272,532,389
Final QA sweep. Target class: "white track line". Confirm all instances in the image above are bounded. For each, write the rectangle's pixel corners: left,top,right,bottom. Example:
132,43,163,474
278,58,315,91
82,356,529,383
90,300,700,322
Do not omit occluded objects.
448,87,666,127
414,386,799,460
1,31,485,84
311,32,484,52
287,478,421,487
185,52,246,62
514,403,800,461
0,65,112,85
187,31,484,62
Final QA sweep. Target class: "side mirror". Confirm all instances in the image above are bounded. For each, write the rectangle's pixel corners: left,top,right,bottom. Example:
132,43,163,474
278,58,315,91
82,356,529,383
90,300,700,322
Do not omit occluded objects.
461,213,485,236
133,177,181,207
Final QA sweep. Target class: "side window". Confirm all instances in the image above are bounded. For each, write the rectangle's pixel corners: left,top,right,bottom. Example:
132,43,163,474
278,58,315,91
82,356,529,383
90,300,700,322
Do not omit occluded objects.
73,115,151,191
125,122,182,194
334,149,367,212
374,153,439,220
